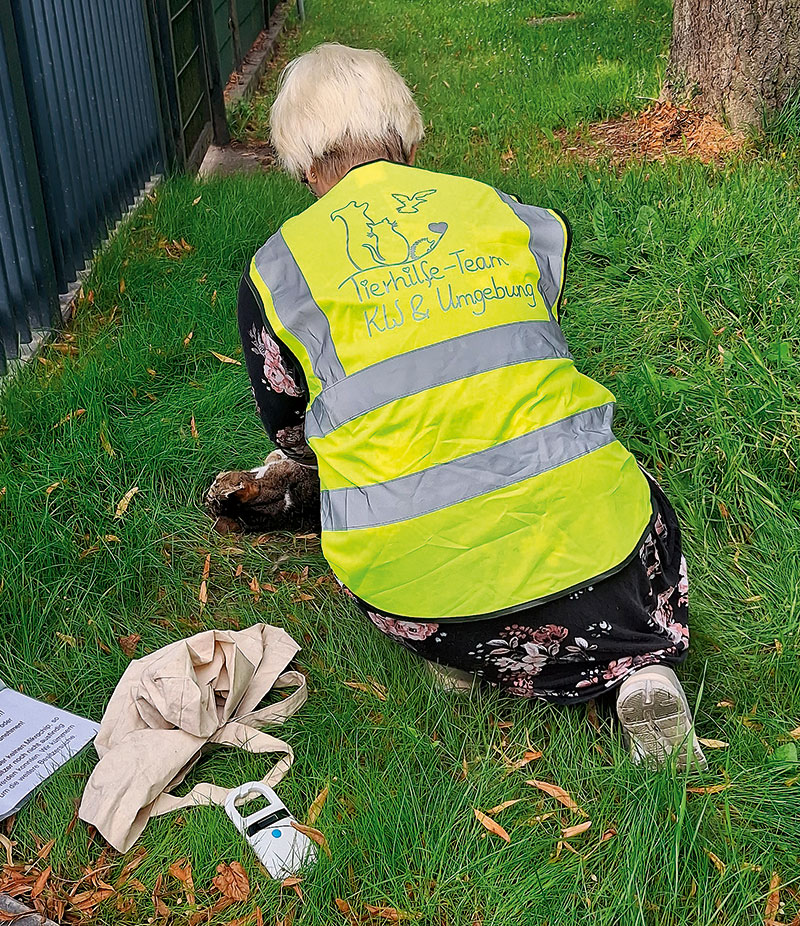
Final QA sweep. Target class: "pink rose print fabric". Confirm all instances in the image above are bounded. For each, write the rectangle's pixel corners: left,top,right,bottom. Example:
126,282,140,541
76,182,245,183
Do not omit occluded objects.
250,324,302,397
357,474,691,703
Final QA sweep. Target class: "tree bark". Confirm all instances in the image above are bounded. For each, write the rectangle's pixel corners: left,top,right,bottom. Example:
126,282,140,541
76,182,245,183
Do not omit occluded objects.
667,0,800,129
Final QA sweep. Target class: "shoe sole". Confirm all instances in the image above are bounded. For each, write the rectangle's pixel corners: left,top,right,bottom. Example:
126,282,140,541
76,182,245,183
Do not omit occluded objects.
616,666,707,771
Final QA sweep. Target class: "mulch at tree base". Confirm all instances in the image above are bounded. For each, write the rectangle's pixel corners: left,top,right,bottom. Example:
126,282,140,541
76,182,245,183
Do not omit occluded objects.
554,100,745,164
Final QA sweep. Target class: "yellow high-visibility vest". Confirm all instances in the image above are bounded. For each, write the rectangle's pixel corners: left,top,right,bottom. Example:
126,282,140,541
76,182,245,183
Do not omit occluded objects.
248,160,653,620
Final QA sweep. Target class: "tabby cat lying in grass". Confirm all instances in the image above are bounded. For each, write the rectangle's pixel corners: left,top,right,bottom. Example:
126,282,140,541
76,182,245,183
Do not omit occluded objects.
204,450,321,534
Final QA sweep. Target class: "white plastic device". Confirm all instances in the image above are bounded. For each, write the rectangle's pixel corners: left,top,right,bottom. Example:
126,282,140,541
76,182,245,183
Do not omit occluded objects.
224,782,316,878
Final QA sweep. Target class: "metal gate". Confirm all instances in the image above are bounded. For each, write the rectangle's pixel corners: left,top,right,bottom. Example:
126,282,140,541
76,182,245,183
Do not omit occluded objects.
146,0,228,174
212,0,278,82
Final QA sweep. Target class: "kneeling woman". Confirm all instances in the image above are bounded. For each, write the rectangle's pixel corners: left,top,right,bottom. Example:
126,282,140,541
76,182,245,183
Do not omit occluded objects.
232,43,704,769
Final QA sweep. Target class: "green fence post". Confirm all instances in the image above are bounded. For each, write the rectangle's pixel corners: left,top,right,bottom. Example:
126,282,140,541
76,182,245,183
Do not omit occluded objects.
200,0,231,144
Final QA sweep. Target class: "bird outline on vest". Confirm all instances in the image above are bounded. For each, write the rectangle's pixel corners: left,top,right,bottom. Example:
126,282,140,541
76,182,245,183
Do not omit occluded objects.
331,193,447,279
391,189,437,214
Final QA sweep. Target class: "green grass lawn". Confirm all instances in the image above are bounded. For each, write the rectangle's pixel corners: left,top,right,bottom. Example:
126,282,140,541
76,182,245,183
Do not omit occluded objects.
2,0,800,923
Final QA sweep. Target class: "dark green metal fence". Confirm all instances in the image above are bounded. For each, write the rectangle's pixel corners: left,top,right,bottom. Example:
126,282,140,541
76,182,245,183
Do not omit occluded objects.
0,4,59,365
211,0,278,84
0,0,277,371
10,0,165,297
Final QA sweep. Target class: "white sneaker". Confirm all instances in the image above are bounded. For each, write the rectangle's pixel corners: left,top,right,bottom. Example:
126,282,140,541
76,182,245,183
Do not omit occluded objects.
616,666,707,770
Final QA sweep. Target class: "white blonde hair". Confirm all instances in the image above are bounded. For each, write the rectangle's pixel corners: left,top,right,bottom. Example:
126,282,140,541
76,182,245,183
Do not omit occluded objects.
270,43,424,181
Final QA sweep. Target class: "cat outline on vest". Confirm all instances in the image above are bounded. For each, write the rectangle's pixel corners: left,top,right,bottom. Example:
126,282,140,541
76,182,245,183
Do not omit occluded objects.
331,194,447,276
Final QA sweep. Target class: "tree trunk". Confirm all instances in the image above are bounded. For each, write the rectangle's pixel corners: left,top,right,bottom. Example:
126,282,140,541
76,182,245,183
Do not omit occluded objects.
667,0,800,129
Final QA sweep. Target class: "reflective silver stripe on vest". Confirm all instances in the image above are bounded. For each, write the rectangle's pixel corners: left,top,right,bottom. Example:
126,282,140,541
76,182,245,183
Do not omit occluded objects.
306,319,571,439
321,403,616,531
495,191,565,318
253,231,345,387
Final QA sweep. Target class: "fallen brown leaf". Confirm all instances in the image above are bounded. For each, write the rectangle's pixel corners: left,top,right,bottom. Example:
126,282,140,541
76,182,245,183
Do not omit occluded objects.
705,849,726,875
118,634,140,658
335,898,352,914
307,785,329,825
600,827,617,842
211,351,241,365
281,876,303,900
99,427,116,457
168,857,195,904
511,748,543,770
561,821,592,839
72,887,116,913
364,903,419,921
114,486,139,519
527,780,586,815
213,861,250,902
742,717,763,730
527,812,556,824
189,902,234,926
765,872,780,924
291,822,331,858
31,865,50,899
183,331,194,347
0,833,16,868
36,838,55,860
344,679,387,701
45,482,60,496
473,808,511,843
789,726,800,740
226,912,259,926
53,408,86,428
114,846,147,888
200,553,211,605
687,783,731,794
698,737,729,749
191,415,199,440
484,799,522,815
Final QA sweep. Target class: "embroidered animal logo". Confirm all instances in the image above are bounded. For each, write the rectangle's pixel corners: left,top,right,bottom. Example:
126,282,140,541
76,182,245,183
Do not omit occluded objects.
331,191,447,276
391,189,437,214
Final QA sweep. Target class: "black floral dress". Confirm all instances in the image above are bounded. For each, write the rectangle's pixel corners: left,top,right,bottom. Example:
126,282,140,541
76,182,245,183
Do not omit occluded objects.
238,277,690,703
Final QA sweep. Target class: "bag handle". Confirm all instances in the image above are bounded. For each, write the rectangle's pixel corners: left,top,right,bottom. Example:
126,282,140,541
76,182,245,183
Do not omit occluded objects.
148,671,307,816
